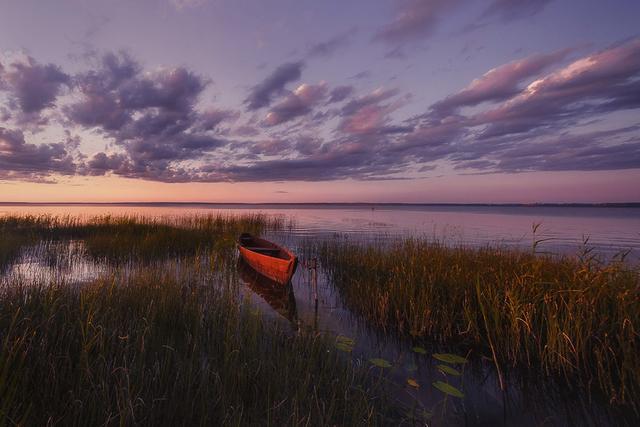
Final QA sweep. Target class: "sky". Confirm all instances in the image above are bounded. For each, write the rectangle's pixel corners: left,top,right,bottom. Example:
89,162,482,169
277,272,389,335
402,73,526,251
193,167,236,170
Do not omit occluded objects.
0,0,639,203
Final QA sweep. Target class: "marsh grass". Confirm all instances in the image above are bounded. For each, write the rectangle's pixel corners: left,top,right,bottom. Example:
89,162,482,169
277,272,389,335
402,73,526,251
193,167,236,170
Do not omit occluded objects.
0,214,403,425
0,232,28,271
0,214,281,262
318,239,640,412
0,253,399,426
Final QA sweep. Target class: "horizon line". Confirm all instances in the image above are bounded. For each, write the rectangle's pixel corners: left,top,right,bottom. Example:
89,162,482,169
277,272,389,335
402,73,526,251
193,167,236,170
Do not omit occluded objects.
1,201,639,207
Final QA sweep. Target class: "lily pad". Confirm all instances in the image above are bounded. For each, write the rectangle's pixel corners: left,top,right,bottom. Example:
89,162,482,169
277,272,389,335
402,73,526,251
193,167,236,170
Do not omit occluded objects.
369,358,392,368
335,335,355,352
336,335,355,346
405,409,432,421
437,364,461,376
421,410,433,420
412,346,427,354
432,381,464,398
432,353,467,364
407,378,420,388
335,342,353,352
405,363,418,372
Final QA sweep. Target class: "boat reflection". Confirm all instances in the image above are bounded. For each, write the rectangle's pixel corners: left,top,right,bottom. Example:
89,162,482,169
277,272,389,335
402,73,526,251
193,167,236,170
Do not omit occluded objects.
237,258,298,324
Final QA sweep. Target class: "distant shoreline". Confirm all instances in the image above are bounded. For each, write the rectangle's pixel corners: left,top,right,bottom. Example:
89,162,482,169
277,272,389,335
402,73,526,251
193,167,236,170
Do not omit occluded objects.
0,202,639,208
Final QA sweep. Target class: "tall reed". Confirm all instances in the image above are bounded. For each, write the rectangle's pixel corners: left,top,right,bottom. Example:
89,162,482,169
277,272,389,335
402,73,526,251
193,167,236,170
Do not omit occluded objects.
318,239,640,411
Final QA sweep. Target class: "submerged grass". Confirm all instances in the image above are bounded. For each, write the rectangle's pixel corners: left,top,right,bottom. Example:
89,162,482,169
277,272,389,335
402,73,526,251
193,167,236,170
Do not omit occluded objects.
318,239,640,411
0,254,398,426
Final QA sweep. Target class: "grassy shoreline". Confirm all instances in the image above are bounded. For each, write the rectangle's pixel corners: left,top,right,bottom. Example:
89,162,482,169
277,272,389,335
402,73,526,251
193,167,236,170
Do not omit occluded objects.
0,214,282,265
318,239,640,412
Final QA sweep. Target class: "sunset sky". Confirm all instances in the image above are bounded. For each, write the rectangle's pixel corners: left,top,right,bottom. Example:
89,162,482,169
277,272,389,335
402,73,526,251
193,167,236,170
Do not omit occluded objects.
1,0,639,203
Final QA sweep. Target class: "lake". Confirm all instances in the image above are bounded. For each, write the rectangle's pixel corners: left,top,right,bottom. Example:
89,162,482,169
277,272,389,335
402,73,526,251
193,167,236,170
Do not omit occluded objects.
1,203,639,262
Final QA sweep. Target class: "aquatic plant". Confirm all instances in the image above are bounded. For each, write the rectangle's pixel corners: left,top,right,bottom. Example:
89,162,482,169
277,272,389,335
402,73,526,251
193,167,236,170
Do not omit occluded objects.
318,238,640,412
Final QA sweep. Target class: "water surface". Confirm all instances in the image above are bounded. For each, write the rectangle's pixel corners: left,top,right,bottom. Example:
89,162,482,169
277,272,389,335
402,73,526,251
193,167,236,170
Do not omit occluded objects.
2,203,639,261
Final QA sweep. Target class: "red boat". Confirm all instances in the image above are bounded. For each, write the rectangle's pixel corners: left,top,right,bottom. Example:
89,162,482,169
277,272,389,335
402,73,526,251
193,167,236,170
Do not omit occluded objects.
237,233,298,285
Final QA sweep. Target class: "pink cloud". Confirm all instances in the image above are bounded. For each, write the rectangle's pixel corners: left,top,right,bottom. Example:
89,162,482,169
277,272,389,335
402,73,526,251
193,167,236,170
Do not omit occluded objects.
338,87,405,134
432,48,572,115
473,38,640,133
263,82,328,126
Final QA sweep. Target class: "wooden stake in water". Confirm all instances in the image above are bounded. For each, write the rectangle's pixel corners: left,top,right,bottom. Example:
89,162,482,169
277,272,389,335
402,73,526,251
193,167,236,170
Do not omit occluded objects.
308,257,319,330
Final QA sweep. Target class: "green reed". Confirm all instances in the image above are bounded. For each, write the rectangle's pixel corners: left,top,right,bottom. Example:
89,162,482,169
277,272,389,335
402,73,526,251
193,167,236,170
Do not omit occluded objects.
0,252,398,426
318,238,640,411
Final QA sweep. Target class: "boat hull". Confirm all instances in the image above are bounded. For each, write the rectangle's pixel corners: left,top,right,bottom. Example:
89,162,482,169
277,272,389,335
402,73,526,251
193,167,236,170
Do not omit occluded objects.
237,258,298,322
238,235,298,285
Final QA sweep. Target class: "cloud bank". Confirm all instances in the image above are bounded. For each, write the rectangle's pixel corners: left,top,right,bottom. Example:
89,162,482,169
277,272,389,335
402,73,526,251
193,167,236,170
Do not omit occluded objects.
1,38,639,183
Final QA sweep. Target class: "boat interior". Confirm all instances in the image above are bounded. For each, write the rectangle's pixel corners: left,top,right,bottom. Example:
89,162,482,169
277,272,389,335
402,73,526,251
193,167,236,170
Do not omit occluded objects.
239,233,290,259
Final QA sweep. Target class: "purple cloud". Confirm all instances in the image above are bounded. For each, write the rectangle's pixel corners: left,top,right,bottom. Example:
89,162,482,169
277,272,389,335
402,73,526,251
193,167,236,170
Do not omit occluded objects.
384,46,408,60
328,85,355,104
194,109,239,132
431,48,572,116
307,29,357,58
452,126,640,173
263,82,328,126
338,88,406,134
247,138,293,156
462,0,554,34
66,51,225,181
0,127,77,181
1,39,639,185
204,138,409,182
350,71,371,80
245,61,304,110
473,38,640,138
374,0,463,44
0,55,70,118
85,152,131,176
481,0,554,22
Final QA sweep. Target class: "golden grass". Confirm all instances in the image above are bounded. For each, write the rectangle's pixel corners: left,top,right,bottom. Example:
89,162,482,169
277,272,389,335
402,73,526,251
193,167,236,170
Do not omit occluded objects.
318,238,640,411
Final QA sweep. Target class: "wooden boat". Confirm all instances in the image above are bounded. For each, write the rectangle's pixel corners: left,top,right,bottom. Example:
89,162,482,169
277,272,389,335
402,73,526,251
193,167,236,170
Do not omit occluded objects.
237,233,298,285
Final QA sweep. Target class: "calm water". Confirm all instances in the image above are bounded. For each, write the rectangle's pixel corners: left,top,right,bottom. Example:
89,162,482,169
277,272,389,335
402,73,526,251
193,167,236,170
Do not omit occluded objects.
1,203,639,261
1,203,639,425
